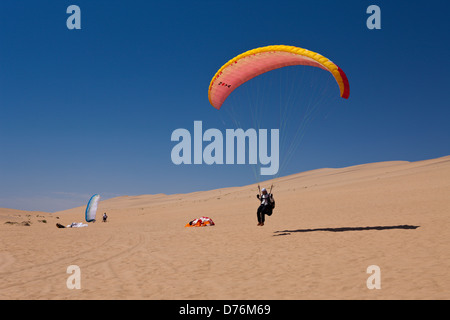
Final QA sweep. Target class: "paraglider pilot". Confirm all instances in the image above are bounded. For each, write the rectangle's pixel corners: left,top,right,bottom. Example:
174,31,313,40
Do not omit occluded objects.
257,187,275,226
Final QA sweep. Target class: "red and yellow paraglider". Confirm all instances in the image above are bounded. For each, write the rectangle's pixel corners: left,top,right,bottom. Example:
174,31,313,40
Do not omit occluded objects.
208,45,350,110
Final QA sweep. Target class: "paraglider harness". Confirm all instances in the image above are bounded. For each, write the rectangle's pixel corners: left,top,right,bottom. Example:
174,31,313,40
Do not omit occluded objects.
258,185,275,215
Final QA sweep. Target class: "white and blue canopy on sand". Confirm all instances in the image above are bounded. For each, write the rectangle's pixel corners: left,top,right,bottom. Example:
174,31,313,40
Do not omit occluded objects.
85,194,100,222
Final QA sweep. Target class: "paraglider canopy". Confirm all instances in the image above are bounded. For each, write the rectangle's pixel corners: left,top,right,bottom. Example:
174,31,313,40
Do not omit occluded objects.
208,45,350,110
85,194,100,222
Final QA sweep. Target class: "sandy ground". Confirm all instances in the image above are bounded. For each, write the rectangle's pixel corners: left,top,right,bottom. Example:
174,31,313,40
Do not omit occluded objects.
1,156,449,300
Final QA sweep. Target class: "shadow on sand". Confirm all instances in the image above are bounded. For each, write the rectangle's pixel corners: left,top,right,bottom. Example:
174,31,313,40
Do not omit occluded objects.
273,225,420,236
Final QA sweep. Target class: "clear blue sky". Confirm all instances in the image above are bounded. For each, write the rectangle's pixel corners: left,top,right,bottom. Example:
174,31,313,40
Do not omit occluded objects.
1,0,449,212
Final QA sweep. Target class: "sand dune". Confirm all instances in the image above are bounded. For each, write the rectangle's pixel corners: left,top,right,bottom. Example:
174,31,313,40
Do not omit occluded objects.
1,156,449,299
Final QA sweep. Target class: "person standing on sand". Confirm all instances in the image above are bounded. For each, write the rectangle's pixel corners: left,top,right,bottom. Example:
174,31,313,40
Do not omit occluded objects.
256,187,275,226
102,212,108,222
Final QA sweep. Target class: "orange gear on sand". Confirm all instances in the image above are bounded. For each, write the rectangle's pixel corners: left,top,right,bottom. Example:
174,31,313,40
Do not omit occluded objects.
185,216,215,227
